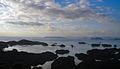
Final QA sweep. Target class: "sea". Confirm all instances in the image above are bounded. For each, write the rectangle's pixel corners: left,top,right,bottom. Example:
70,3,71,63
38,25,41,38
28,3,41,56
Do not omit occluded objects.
0,37,120,69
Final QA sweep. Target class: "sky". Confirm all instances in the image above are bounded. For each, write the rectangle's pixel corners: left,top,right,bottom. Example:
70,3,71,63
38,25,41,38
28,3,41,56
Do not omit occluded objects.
0,0,120,37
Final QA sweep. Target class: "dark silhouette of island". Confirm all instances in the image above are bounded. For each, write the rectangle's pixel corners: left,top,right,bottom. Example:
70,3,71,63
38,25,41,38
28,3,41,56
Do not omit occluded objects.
0,39,120,69
114,45,117,48
55,49,70,55
0,41,9,51
91,44,101,47
51,43,66,48
44,36,66,39
78,42,86,44
112,38,120,40
32,67,43,69
59,44,66,48
51,48,120,69
75,48,120,69
0,39,48,51
71,45,74,48
102,44,112,47
91,43,112,47
0,46,120,69
91,37,104,40
51,43,57,46
51,56,76,69
8,39,48,46
0,49,58,69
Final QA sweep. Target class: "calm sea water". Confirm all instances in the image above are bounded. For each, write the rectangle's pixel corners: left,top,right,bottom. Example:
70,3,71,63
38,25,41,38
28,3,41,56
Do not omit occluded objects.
1,37,120,69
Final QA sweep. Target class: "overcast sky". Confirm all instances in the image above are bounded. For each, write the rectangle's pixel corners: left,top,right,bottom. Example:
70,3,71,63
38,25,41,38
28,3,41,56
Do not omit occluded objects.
0,0,120,37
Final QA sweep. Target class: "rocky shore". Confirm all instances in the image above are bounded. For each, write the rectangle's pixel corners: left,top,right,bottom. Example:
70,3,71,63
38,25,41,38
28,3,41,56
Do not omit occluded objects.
0,39,120,69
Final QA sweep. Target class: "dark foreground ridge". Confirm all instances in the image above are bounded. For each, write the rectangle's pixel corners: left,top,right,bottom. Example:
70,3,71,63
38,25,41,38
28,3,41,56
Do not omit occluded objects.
0,49,58,69
0,48,119,69
0,39,48,50
50,48,120,69
75,48,120,69
51,48,120,69
51,56,76,69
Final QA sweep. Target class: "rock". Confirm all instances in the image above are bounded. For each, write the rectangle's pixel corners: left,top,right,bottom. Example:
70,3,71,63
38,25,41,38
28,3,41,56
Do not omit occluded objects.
59,44,65,48
71,45,74,48
0,41,8,51
13,64,31,69
32,67,43,69
112,38,120,40
75,53,91,61
7,41,18,46
78,42,86,44
91,44,100,47
0,49,58,68
0,63,31,69
102,44,112,47
0,39,48,51
55,49,70,55
51,43,57,46
17,39,48,46
51,43,65,48
76,48,120,69
114,45,117,48
51,56,76,69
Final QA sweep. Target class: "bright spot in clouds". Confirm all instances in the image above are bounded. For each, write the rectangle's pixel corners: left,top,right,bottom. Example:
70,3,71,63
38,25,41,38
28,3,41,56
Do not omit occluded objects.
0,0,120,37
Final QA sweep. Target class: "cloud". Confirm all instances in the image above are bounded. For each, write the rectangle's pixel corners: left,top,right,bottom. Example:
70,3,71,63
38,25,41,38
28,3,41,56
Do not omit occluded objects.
0,0,114,22
0,0,119,37
6,21,44,26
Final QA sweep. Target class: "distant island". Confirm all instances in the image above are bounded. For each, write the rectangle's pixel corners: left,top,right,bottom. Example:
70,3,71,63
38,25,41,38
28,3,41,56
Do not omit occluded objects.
91,37,104,40
0,39,48,51
112,38,120,40
44,36,66,38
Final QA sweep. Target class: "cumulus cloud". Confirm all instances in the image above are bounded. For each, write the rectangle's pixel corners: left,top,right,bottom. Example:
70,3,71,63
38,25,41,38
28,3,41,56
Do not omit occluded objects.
0,0,114,22
0,1,101,18
0,0,119,37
